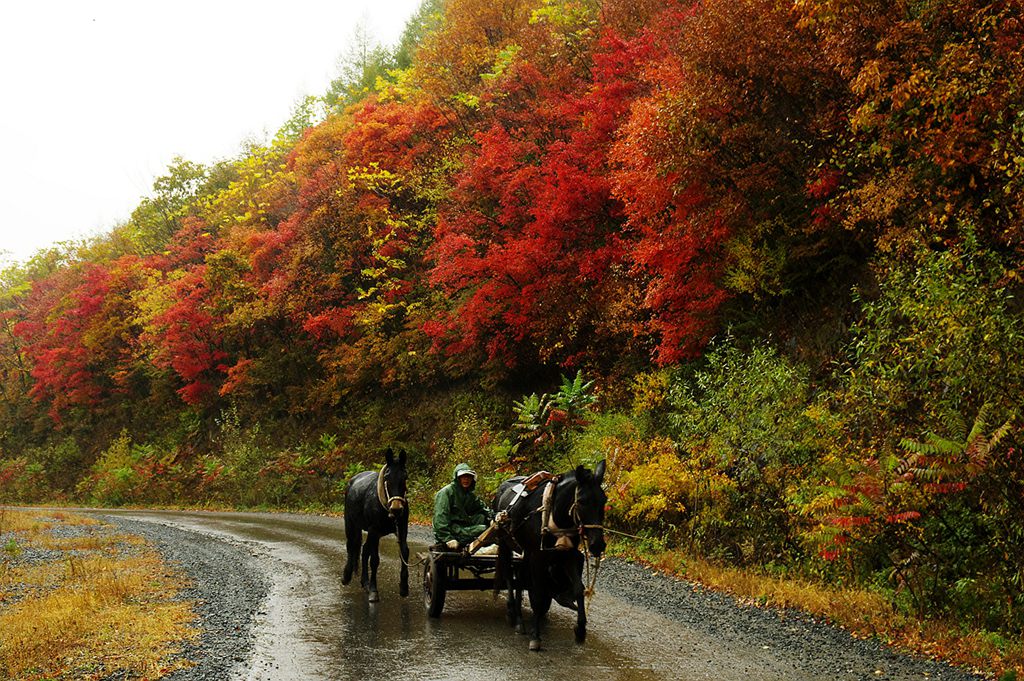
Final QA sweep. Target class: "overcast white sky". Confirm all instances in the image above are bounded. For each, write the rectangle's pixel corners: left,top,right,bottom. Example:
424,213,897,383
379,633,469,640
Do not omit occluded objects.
0,0,422,266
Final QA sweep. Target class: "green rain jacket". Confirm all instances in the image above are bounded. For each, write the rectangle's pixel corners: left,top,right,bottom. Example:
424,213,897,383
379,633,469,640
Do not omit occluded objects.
433,462,492,545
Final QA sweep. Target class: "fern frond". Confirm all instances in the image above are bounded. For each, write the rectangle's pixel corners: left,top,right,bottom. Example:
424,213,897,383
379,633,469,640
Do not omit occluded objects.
989,417,1014,449
900,435,960,457
909,466,943,482
965,403,992,444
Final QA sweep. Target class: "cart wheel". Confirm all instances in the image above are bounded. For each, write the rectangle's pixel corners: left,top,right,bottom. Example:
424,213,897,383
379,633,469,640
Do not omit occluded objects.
423,553,446,618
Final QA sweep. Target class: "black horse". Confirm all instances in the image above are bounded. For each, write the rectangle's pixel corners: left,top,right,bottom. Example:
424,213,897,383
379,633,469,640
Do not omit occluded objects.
493,461,607,651
342,448,410,602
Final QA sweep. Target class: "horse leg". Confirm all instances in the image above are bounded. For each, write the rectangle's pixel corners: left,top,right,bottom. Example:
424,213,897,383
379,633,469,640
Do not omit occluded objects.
529,589,552,651
397,526,409,598
528,555,551,651
342,518,360,586
364,533,382,602
360,532,373,589
514,587,526,634
499,545,522,631
569,552,587,644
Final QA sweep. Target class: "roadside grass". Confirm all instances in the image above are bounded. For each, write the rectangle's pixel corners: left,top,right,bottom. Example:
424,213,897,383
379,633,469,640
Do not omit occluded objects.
0,508,199,680
608,541,1023,681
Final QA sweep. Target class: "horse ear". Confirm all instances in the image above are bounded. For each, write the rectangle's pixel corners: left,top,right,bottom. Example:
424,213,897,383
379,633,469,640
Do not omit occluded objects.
575,464,588,481
398,448,407,466
384,447,395,466
594,459,606,484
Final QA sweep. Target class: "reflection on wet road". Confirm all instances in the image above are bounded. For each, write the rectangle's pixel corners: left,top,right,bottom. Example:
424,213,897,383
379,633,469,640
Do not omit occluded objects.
99,510,821,681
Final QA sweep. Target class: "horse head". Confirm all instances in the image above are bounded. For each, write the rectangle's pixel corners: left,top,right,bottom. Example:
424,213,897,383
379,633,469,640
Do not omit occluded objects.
379,447,408,519
572,460,607,557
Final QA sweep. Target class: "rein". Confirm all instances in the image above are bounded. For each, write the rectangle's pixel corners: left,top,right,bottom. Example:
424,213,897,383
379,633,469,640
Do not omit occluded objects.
376,465,407,513
581,533,602,615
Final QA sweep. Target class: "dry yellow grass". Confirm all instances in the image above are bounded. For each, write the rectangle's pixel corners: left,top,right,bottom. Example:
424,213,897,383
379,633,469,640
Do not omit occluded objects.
611,542,1023,679
0,509,199,680
0,509,98,533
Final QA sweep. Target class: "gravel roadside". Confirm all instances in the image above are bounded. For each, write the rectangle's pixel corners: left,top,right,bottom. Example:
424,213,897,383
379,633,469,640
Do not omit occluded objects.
99,516,271,681
596,557,987,681
101,516,988,681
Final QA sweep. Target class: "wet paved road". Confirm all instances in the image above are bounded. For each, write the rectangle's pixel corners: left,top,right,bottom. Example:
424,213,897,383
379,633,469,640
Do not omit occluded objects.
91,509,977,681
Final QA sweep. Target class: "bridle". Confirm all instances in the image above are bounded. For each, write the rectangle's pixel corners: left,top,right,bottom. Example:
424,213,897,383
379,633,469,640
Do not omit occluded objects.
567,483,604,611
569,484,605,536
547,480,604,542
376,465,407,514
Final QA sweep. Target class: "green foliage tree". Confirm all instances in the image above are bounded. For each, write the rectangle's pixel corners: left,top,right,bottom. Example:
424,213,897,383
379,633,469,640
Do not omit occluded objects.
325,22,399,109
843,229,1024,438
394,0,445,69
120,157,228,256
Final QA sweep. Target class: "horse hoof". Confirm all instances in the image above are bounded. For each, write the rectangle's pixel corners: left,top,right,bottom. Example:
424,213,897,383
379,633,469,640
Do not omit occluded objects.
368,591,380,603
399,584,409,598
529,639,542,652
574,626,586,644
515,622,526,635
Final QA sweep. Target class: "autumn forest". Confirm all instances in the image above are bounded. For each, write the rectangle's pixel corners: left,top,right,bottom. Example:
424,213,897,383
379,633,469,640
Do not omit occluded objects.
2,0,1023,672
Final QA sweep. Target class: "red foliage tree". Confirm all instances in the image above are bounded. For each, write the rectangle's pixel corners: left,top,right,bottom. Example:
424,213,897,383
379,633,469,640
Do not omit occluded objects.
143,262,230,406
426,29,652,372
15,257,148,422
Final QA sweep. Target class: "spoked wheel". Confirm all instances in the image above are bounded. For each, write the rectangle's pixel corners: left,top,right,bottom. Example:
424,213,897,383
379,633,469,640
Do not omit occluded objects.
423,553,446,618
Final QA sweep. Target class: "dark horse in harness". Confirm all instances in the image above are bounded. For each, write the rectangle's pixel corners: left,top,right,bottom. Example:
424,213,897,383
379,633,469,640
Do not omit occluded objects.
493,461,606,651
342,447,410,602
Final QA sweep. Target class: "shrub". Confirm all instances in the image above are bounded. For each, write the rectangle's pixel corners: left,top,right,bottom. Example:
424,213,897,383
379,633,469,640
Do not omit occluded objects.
433,409,510,500
79,431,142,506
0,457,48,502
511,371,597,470
802,236,1024,633
664,338,820,563
202,405,274,506
23,438,84,495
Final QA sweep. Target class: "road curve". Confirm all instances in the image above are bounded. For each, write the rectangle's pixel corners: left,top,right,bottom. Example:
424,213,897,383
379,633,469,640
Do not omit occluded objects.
92,509,986,681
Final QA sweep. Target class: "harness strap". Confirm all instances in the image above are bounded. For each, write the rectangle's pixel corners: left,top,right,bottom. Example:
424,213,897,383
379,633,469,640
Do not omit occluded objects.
540,479,556,538
526,474,605,548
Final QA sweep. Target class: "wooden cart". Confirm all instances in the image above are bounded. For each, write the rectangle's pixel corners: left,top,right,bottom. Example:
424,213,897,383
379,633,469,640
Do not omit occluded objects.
421,547,524,618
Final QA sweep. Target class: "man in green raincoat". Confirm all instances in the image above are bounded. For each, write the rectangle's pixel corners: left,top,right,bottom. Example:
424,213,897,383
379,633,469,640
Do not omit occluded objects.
433,462,493,549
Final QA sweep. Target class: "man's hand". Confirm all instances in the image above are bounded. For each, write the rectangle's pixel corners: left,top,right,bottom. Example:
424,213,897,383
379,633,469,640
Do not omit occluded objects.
445,539,460,550
495,510,509,524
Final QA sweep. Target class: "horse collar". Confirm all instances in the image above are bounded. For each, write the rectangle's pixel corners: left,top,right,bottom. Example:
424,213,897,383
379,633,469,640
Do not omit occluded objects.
542,478,577,541
542,477,604,551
